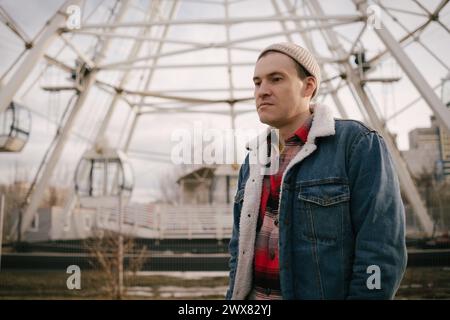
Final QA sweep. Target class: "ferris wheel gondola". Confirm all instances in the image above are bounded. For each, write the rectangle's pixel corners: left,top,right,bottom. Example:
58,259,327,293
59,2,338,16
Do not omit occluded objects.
74,145,134,208
0,101,31,152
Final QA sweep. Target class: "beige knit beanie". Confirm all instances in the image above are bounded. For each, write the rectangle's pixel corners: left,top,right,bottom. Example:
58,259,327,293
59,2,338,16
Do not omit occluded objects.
258,42,321,99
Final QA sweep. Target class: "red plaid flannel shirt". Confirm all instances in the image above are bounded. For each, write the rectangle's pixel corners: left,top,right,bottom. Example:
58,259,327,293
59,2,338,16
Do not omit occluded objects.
252,116,312,300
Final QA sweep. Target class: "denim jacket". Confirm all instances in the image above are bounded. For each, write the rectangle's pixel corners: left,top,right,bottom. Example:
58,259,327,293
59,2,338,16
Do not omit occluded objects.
226,104,407,300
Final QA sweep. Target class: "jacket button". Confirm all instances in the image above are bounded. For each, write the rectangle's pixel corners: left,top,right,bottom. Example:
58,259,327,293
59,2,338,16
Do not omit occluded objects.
265,288,271,295
274,219,279,226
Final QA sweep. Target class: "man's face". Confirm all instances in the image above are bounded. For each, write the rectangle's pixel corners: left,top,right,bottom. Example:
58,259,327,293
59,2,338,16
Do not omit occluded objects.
253,52,310,128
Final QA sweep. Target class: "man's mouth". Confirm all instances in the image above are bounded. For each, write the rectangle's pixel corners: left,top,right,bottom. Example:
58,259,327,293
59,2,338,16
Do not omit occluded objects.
258,103,273,110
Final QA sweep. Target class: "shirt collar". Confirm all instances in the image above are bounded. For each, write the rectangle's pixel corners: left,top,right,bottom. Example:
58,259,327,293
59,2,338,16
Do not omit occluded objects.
285,114,313,144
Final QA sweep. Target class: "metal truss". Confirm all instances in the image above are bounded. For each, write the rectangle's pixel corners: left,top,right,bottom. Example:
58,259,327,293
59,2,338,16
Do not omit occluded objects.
1,0,449,238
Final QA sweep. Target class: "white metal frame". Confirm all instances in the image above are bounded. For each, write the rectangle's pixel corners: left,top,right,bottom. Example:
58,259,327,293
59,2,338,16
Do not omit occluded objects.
1,0,448,237
0,0,81,113
306,0,434,235
9,0,132,241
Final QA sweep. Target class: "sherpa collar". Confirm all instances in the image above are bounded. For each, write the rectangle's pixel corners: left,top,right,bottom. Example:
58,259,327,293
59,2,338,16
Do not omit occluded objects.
245,103,336,151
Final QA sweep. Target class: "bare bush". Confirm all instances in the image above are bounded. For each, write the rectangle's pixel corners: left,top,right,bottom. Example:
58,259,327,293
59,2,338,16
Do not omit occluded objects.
83,229,148,299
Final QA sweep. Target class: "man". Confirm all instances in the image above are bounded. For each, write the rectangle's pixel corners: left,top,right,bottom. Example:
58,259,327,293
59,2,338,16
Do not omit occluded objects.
226,42,407,300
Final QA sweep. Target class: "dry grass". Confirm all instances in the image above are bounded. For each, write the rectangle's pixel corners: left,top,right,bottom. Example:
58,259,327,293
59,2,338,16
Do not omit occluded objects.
0,270,228,300
395,267,450,299
0,267,449,300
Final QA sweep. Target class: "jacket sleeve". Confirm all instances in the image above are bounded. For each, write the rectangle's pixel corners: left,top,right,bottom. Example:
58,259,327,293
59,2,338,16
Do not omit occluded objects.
346,131,407,299
225,156,248,300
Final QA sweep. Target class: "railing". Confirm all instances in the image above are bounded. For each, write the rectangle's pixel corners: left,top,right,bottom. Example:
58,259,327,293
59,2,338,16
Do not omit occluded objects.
91,203,233,240
93,203,450,240
156,204,233,240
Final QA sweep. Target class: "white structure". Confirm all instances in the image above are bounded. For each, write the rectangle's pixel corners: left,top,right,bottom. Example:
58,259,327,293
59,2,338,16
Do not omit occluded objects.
1,0,449,237
74,146,134,208
402,117,441,177
16,203,233,242
0,101,30,152
177,164,239,205
403,116,450,182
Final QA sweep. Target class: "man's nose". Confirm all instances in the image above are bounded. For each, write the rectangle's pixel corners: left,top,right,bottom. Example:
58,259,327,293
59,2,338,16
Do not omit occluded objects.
256,81,271,98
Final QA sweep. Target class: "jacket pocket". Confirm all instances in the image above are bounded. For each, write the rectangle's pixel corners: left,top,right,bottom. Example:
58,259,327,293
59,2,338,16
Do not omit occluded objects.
297,181,350,246
299,183,350,206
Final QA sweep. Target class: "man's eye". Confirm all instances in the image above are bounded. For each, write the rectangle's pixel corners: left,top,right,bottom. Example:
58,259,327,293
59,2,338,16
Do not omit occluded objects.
254,82,261,86
272,77,282,82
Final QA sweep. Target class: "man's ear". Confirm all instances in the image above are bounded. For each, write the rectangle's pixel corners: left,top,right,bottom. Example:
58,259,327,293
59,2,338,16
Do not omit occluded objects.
303,76,317,98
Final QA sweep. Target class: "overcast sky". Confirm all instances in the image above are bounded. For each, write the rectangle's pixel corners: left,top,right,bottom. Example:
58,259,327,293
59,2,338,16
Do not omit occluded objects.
0,0,449,203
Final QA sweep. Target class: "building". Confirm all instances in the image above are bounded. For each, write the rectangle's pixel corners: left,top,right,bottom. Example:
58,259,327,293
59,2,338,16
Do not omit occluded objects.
177,164,239,205
402,116,450,183
437,123,450,180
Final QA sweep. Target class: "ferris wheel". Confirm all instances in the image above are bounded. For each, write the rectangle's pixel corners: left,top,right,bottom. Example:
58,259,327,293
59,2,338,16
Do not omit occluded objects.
0,0,449,241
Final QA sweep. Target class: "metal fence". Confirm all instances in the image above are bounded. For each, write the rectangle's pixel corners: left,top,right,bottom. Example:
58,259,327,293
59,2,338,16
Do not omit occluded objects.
90,203,233,240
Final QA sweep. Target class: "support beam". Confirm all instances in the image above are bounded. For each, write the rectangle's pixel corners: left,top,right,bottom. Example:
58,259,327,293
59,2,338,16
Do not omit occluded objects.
274,0,349,119
0,0,81,113
308,0,434,236
129,87,254,94
120,1,181,154
66,30,260,53
353,0,450,134
0,5,31,44
11,0,131,241
139,108,252,116
77,13,363,29
99,62,256,71
44,54,75,73
386,82,443,122
59,33,95,69
97,20,353,70
96,80,253,104
60,0,166,223
225,0,238,164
